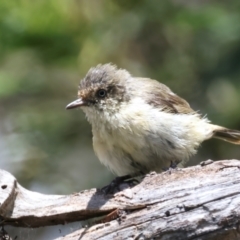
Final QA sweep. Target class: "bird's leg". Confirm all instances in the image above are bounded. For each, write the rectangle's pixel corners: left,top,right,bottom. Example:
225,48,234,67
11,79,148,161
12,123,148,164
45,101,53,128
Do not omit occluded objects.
101,174,139,194
170,161,178,169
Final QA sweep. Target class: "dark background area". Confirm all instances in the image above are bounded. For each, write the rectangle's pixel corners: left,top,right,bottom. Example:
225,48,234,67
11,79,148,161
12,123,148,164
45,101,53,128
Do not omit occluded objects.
1,0,240,239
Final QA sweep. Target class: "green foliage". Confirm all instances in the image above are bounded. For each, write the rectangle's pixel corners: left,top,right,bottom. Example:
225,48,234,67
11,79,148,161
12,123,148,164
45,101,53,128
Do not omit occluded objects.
0,0,240,196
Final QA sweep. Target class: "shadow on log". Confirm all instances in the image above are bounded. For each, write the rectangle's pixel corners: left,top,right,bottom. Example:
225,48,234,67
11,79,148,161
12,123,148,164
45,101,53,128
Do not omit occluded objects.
1,160,240,239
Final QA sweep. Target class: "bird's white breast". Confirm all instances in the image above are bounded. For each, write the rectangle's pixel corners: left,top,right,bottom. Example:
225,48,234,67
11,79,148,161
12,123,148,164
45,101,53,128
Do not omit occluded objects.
85,97,212,176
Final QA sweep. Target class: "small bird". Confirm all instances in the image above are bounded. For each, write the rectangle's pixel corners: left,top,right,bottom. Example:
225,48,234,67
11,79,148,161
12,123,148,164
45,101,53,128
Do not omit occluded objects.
66,63,240,178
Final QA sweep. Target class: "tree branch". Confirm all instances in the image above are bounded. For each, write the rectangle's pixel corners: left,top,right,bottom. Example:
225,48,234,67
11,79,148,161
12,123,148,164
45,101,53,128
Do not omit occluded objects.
1,160,240,239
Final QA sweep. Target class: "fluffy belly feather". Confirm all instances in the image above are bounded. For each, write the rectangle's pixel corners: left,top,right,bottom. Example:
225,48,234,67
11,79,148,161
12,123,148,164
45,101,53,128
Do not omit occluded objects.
90,102,212,176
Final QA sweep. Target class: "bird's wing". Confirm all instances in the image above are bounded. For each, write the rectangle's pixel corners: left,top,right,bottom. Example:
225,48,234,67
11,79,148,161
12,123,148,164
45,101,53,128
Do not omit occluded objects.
134,78,196,114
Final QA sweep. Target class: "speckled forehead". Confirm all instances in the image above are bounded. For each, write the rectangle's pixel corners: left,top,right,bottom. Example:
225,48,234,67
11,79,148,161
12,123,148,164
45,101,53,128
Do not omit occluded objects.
78,81,102,99
78,78,108,99
78,88,90,99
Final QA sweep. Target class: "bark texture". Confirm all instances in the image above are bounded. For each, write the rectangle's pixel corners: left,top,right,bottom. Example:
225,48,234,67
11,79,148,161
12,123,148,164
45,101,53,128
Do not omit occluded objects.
1,160,240,240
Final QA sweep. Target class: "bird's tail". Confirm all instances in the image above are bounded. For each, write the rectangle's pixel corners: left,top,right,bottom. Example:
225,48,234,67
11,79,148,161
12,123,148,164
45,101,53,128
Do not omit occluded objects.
212,125,240,145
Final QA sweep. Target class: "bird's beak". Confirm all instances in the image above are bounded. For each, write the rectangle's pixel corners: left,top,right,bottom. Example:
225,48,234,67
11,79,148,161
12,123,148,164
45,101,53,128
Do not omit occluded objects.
66,98,86,109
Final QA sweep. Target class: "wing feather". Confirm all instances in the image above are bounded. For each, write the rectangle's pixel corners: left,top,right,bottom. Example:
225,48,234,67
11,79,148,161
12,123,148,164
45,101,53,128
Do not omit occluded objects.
133,78,195,114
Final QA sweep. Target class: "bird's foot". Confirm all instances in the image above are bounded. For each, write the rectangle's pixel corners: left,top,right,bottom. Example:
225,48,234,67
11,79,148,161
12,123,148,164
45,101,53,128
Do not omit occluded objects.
162,161,180,174
101,175,139,194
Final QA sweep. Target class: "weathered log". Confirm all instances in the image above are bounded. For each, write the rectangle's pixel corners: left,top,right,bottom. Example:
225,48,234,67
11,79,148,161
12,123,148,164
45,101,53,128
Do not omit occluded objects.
1,160,240,240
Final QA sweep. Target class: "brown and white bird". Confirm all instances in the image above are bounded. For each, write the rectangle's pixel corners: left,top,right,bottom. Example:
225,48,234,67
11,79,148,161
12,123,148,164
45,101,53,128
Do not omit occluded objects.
66,63,240,177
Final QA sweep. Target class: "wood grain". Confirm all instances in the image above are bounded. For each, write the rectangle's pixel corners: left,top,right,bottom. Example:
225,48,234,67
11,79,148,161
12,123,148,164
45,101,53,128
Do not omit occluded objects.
1,160,240,239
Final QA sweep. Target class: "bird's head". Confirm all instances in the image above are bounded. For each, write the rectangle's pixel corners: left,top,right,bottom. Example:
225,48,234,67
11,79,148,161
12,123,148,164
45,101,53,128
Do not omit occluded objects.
66,64,131,122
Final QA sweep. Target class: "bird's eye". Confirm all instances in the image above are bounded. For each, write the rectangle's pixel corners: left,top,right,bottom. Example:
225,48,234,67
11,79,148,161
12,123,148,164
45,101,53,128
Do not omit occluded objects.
96,89,107,98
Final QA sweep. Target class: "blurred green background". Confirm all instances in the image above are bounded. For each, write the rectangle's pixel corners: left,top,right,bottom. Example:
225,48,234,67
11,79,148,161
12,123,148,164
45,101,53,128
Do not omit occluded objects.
1,0,240,238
